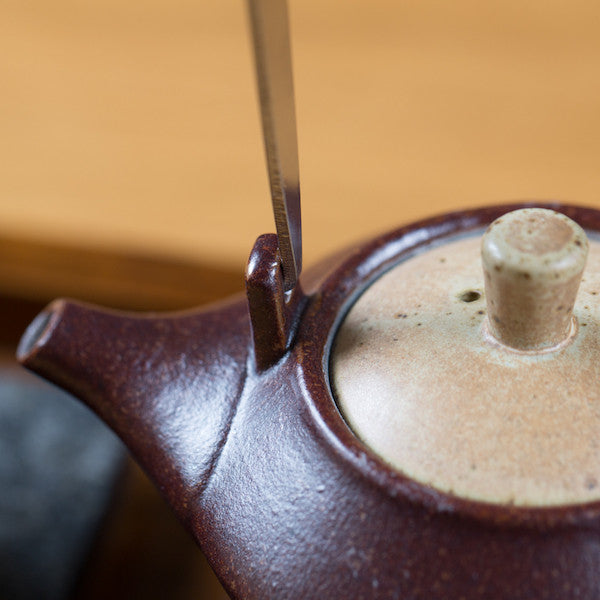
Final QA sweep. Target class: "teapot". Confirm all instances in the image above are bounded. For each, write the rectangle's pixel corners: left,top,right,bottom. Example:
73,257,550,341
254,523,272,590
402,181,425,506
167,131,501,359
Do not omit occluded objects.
17,203,600,599
16,0,600,597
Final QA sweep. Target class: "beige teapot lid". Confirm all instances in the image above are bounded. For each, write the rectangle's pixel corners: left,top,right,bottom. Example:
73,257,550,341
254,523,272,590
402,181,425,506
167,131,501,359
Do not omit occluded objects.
331,208,600,507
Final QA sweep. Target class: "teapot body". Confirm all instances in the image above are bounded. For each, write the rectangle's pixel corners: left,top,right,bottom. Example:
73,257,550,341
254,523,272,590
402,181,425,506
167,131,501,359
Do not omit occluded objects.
18,203,600,599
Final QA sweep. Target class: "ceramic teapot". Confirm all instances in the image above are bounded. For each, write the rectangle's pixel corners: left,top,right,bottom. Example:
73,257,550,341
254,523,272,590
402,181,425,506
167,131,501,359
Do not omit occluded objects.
16,202,600,599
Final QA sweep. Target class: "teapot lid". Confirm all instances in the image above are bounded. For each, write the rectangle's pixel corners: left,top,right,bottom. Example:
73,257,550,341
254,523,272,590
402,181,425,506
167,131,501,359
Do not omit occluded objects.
331,208,600,507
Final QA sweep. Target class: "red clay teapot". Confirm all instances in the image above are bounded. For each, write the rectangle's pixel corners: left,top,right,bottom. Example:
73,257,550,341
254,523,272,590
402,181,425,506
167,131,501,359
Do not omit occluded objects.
17,202,600,599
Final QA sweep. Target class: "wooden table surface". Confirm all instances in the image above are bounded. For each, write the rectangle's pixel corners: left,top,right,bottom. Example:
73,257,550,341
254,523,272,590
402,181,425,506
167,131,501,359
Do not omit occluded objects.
2,0,600,287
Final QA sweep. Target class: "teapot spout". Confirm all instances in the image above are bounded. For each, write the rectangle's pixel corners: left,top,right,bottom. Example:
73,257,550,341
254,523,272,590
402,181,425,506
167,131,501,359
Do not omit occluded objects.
17,296,252,518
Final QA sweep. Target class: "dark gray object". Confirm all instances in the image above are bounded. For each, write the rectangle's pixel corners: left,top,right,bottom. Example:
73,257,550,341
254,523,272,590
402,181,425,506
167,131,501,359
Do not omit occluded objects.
0,362,124,600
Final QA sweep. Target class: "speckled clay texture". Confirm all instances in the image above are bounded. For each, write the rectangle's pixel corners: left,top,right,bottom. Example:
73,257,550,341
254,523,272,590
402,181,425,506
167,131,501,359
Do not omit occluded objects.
332,232,600,507
482,209,588,350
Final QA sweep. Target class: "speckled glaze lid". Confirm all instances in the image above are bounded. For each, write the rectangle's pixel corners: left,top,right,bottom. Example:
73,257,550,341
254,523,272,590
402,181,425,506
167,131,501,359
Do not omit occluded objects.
331,208,600,507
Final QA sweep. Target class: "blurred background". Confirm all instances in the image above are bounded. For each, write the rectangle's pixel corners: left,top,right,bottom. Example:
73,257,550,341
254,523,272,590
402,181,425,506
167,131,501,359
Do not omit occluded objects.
1,0,600,598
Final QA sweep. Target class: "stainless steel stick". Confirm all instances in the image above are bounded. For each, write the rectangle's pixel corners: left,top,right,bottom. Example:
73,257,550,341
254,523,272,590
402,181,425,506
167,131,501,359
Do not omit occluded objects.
248,0,302,291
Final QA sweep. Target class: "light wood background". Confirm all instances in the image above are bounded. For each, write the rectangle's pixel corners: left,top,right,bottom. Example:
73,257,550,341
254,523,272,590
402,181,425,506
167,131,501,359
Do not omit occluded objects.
1,0,600,289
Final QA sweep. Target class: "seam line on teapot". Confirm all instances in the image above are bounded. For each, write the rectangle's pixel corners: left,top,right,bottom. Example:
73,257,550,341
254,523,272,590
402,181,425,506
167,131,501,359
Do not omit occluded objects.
199,357,249,496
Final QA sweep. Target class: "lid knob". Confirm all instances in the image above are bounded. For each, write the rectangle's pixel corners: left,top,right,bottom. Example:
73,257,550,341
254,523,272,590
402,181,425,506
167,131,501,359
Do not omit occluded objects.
481,208,588,351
